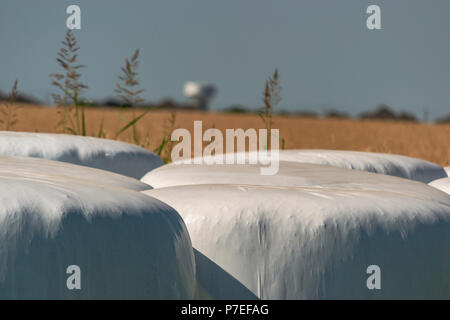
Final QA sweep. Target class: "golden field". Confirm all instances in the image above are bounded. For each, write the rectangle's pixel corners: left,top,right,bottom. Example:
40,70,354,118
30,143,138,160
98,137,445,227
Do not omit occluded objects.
7,104,450,166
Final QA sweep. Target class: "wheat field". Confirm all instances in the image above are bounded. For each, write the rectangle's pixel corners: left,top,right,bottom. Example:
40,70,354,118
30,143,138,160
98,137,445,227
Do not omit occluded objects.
8,104,450,166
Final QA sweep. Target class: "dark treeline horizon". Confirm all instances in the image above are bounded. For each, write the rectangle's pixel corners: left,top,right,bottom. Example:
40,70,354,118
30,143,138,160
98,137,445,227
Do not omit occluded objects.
1,88,449,123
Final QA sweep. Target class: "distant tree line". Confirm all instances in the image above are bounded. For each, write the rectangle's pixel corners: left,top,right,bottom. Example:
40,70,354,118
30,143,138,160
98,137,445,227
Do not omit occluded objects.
1,89,449,123
0,89,39,105
225,103,450,123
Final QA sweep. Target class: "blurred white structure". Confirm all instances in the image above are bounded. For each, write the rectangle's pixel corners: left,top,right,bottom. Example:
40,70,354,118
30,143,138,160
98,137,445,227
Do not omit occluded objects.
183,82,217,111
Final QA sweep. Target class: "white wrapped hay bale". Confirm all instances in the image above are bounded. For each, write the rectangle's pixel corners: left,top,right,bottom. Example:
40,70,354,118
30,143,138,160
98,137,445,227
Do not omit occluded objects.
275,150,446,183
429,178,450,195
0,155,151,191
143,162,450,299
0,132,163,179
172,150,446,183
0,157,195,299
142,160,444,194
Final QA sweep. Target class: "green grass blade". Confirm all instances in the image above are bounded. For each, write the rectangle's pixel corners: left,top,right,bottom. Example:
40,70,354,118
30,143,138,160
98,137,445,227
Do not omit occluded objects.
97,117,105,138
81,104,86,136
115,109,149,138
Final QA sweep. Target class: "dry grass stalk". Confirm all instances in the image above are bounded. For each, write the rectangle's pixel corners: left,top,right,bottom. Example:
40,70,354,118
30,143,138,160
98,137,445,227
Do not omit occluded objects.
115,49,144,107
114,49,150,145
259,69,282,149
50,29,88,135
0,79,19,130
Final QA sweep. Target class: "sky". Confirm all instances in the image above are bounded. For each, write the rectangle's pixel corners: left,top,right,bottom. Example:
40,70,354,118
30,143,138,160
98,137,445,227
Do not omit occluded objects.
1,0,450,119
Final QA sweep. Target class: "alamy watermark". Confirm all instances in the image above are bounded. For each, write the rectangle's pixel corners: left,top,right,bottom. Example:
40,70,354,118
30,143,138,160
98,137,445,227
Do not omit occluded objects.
66,5,81,30
366,5,381,30
65,4,381,31
66,265,81,290
170,121,280,175
366,265,381,290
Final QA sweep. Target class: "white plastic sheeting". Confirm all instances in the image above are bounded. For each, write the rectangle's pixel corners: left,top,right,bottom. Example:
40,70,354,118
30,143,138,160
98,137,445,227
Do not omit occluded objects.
143,162,450,299
172,150,446,183
142,161,444,193
0,155,151,191
0,132,163,179
429,178,450,195
0,156,195,299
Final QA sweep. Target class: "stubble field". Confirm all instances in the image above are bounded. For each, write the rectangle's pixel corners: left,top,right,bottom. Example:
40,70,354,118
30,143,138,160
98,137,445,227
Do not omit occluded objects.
9,104,450,166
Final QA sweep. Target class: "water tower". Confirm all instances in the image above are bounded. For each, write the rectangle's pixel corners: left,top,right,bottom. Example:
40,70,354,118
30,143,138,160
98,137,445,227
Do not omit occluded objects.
183,82,217,111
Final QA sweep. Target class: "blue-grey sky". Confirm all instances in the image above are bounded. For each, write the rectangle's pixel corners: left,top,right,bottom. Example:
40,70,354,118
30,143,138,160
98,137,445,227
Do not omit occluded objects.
1,0,450,118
